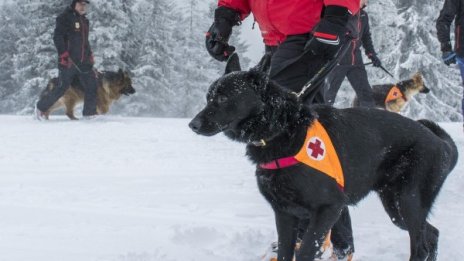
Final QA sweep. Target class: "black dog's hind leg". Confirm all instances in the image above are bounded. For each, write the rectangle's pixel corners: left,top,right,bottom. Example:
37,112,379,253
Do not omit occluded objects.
295,204,343,261
379,185,439,260
378,186,408,230
398,185,431,261
275,210,299,261
424,222,439,261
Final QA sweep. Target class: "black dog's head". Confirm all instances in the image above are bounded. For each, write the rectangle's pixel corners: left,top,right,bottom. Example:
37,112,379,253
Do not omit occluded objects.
189,53,309,144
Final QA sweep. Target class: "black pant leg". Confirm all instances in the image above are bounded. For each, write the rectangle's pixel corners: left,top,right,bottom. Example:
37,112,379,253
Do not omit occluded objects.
346,66,375,108
331,206,355,253
77,70,98,116
37,66,77,112
325,66,349,105
269,35,327,104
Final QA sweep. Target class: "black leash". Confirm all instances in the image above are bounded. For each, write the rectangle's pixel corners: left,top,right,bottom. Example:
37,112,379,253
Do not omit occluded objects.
364,62,397,80
378,64,395,79
295,39,352,102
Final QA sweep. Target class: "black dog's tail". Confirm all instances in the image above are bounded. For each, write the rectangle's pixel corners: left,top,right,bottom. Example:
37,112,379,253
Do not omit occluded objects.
417,119,459,171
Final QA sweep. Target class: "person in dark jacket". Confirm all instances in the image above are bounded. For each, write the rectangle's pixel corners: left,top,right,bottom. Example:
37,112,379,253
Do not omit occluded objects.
325,0,380,107
205,0,361,260
436,0,464,126
35,0,98,120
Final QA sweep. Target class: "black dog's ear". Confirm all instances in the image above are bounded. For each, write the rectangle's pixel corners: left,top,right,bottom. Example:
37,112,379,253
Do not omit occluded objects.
224,53,242,75
247,68,268,90
246,53,271,90
250,53,272,74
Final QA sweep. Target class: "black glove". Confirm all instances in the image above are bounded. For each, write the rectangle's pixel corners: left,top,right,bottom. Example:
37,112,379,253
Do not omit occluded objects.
368,53,382,67
59,51,71,68
442,51,457,66
305,6,350,60
440,42,457,66
206,7,240,62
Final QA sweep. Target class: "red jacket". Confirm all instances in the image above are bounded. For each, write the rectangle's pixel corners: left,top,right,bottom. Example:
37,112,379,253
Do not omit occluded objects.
218,0,360,46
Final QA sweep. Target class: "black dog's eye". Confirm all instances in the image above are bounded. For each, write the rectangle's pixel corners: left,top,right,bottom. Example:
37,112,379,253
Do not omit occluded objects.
217,95,228,104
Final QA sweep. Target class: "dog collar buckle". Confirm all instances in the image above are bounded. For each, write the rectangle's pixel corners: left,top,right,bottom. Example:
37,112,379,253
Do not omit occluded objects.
251,139,267,147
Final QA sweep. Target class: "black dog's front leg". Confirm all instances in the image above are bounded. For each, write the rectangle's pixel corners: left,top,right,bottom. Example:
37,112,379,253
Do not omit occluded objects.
275,210,299,261
295,205,343,261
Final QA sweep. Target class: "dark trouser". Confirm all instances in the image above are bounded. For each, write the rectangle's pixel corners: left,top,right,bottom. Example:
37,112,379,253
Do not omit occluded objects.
267,35,354,253
37,65,97,116
269,34,327,105
457,57,464,119
325,64,375,108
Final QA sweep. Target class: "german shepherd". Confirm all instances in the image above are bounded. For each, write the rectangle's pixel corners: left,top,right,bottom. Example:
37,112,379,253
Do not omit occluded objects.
40,69,135,120
353,72,430,112
189,59,458,261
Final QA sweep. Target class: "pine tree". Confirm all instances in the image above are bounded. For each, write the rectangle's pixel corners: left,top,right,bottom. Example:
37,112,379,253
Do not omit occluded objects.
5,0,66,114
87,0,134,71
128,0,178,116
169,0,221,117
0,4,24,102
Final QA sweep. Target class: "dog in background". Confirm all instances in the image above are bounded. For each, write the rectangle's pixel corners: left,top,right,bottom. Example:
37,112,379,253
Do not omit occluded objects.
40,69,135,120
353,72,430,112
189,59,457,261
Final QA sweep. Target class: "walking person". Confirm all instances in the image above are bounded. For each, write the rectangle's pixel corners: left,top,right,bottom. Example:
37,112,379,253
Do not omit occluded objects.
205,0,361,259
325,0,381,108
35,0,98,120
436,0,464,128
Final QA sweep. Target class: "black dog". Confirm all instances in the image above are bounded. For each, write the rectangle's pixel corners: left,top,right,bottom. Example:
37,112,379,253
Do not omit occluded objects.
189,59,458,261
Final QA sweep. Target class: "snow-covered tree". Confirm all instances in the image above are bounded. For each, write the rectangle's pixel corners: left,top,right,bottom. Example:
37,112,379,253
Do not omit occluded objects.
334,0,463,122
5,0,65,114
0,4,24,102
0,0,249,117
87,0,134,71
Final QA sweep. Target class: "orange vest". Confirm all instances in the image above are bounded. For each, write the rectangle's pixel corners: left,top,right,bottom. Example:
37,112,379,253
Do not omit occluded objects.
259,120,344,189
385,85,405,104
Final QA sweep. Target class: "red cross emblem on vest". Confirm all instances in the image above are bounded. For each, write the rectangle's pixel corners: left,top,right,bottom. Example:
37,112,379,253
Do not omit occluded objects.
307,137,326,161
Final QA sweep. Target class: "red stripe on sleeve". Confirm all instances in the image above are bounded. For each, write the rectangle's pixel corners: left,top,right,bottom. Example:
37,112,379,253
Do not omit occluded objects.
314,32,338,40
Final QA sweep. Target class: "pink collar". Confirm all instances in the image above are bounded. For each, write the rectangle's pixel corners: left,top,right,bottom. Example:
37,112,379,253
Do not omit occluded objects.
259,156,300,169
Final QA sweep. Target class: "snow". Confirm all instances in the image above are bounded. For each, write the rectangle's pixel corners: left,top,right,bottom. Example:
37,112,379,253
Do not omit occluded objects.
0,116,462,261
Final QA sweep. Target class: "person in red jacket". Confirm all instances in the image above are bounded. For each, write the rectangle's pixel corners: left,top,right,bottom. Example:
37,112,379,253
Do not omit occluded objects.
205,1,360,260
206,0,360,104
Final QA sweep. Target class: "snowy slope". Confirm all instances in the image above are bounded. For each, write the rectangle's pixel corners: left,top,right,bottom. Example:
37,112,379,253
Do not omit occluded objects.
0,116,462,261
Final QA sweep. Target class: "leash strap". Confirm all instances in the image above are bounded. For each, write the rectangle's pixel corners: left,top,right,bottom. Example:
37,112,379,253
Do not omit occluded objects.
296,38,352,102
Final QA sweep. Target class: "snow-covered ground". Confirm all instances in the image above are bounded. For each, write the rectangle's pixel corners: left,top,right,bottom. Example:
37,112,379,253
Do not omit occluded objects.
0,116,462,261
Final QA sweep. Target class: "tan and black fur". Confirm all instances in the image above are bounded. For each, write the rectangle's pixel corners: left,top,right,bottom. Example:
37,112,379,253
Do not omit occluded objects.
353,72,430,112
40,69,135,120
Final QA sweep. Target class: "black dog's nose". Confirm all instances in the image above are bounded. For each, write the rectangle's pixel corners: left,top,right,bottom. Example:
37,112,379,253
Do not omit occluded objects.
189,118,202,133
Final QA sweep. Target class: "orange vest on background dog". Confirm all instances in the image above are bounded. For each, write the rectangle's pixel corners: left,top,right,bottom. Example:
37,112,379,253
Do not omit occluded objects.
385,85,406,104
259,120,344,190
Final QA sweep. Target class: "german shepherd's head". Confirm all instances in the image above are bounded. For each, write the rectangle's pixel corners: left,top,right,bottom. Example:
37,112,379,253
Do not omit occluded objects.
102,69,136,98
189,54,313,144
398,72,430,97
